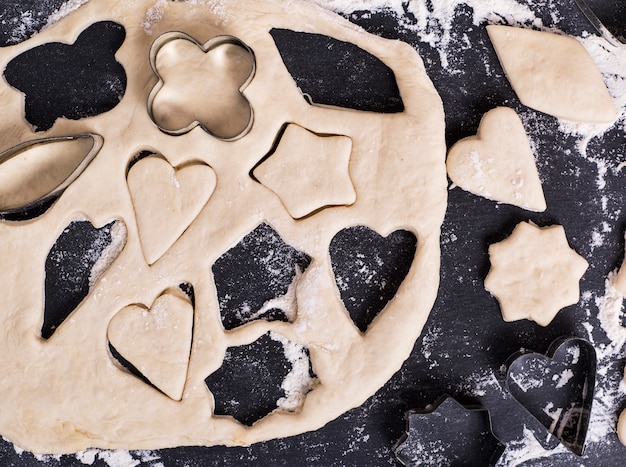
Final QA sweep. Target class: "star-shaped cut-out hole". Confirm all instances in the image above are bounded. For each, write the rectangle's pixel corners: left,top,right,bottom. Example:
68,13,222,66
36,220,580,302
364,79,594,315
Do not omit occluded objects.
252,124,356,219
394,396,503,466
148,33,255,139
485,221,589,326
212,223,311,330
205,332,317,426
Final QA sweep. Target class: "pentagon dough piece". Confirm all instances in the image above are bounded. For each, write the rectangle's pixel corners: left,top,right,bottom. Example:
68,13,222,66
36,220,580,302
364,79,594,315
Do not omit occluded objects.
446,107,546,212
0,0,447,454
485,221,588,326
487,25,617,124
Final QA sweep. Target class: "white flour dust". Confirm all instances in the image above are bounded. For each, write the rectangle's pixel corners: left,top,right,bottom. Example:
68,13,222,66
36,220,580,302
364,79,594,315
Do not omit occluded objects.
6,0,626,465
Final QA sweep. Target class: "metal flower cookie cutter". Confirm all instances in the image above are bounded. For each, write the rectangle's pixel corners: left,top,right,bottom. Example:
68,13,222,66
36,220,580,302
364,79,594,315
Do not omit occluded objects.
0,133,103,220
147,32,256,140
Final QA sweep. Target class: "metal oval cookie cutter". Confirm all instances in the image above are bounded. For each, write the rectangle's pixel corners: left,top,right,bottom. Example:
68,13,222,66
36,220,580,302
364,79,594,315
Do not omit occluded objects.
147,32,256,141
0,133,103,220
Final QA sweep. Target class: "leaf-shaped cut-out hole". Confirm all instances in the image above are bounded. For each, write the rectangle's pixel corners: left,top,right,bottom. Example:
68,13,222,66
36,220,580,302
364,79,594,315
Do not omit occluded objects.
270,28,404,113
4,21,127,131
42,217,127,339
330,226,416,333
212,223,311,330
0,134,103,221
205,332,316,426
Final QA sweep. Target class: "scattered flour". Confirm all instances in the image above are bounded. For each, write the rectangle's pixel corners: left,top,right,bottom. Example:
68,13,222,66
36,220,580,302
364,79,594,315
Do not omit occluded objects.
44,0,90,28
271,331,318,412
7,0,626,466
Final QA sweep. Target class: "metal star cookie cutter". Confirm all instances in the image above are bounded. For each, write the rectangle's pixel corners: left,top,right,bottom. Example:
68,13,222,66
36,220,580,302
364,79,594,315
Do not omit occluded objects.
505,336,597,456
0,133,103,220
394,395,504,466
147,31,256,140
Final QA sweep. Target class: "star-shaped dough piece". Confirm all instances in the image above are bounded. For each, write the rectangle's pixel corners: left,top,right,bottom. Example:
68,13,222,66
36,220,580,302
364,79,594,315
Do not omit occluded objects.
253,124,356,219
485,221,588,326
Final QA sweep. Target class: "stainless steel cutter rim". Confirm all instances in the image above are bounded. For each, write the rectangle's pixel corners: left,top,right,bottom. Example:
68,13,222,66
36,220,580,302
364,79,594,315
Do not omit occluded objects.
0,133,103,219
147,31,256,141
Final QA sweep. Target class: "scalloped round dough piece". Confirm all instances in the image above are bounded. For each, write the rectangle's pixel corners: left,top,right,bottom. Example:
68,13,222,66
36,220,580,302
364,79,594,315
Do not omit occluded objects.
0,0,446,454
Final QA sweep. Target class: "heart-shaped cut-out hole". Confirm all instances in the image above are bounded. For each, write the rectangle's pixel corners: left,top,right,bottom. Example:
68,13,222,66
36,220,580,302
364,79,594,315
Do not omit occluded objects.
43,216,127,339
506,337,596,455
127,154,216,265
107,286,194,401
329,226,416,333
446,107,546,212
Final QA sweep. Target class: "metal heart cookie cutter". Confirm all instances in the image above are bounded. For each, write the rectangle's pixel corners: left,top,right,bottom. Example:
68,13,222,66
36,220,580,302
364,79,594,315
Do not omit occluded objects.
147,31,256,140
505,336,597,456
0,133,103,220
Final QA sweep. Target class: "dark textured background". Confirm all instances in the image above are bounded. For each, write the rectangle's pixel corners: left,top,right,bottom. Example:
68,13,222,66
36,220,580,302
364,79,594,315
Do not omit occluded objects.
0,0,625,465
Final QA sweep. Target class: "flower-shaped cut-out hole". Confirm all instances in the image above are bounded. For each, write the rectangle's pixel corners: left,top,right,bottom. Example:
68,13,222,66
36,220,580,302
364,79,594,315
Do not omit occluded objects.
148,32,255,140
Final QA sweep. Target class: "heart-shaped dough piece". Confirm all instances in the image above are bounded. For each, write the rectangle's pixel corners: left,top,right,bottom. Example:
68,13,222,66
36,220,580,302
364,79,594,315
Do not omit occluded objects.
107,288,194,401
127,155,216,264
446,107,546,212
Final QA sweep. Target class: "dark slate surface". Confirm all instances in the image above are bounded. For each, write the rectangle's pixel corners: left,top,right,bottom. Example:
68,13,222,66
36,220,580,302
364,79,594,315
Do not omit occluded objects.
0,0,625,466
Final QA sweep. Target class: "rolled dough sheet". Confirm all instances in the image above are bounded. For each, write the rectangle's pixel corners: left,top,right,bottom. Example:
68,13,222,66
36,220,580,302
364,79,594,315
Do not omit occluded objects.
0,0,447,454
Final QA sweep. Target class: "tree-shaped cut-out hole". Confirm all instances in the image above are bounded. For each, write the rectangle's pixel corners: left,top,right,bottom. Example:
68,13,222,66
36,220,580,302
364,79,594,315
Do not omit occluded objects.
42,217,127,339
4,21,127,131
205,332,317,426
330,226,417,332
212,223,311,330
270,28,404,113
148,33,255,139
